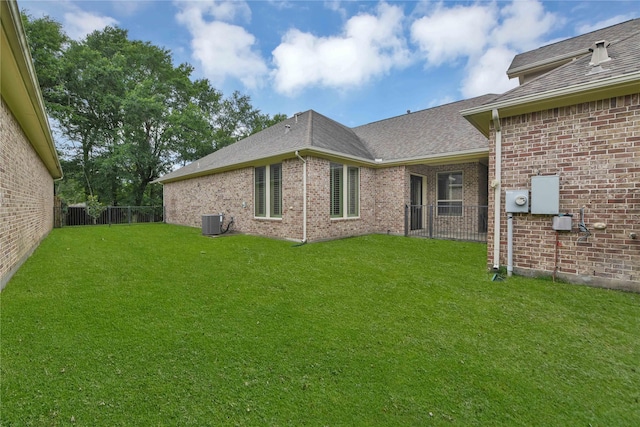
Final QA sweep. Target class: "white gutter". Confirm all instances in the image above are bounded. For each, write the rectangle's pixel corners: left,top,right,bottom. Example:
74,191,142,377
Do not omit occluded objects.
463,71,640,117
491,109,502,270
295,150,307,243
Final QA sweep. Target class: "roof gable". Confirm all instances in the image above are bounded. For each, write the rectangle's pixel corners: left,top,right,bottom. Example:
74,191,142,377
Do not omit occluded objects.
157,110,373,183
507,18,640,80
496,29,640,104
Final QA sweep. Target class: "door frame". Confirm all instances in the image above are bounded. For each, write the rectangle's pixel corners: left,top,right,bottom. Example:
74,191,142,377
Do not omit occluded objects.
410,174,427,230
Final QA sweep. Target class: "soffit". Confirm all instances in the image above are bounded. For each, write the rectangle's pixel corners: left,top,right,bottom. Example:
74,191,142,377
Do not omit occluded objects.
1,0,62,179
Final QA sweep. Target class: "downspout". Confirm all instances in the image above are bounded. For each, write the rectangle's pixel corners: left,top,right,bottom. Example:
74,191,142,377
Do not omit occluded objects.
491,109,502,270
295,151,307,243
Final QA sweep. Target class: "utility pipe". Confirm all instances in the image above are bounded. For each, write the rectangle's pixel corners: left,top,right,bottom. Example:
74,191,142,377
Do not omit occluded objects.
295,151,307,243
507,213,513,277
491,109,502,270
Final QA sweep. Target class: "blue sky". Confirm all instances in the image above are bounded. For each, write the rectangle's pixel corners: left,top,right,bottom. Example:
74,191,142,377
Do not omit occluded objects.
21,0,639,127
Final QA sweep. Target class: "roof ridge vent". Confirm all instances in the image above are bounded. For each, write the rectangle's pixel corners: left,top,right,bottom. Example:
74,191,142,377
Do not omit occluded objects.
589,40,611,66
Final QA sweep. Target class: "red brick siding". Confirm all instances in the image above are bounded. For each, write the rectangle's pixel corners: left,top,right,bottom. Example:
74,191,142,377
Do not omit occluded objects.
374,166,406,235
1,99,55,288
163,156,487,242
488,94,640,290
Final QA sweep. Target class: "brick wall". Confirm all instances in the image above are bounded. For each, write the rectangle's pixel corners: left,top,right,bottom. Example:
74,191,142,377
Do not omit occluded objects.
163,157,488,242
1,99,55,289
305,157,379,241
488,94,640,291
374,166,406,235
164,156,407,241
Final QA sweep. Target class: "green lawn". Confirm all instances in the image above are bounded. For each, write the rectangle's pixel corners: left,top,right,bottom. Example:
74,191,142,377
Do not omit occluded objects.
1,224,639,426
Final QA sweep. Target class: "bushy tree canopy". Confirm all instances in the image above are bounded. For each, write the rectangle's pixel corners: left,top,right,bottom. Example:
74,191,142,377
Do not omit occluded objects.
22,13,286,206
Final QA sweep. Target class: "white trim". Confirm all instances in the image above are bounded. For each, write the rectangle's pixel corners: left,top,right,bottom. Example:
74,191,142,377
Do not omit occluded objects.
462,72,640,120
155,147,490,184
436,171,463,217
492,109,502,270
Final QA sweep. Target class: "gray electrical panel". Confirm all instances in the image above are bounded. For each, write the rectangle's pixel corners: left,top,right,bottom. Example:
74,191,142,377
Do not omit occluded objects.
552,216,572,231
531,175,559,214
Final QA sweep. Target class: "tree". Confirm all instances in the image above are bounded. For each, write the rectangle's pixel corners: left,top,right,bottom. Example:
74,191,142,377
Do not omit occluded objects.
21,14,286,207
213,91,288,150
85,195,106,225
20,13,67,103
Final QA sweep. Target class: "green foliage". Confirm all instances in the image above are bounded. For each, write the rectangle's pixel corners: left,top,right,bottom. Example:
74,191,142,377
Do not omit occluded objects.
22,13,287,206
85,195,106,223
20,13,68,103
2,226,639,425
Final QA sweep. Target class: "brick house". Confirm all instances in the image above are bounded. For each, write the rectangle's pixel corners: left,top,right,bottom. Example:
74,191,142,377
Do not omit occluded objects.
462,18,640,291
1,0,63,289
157,95,494,242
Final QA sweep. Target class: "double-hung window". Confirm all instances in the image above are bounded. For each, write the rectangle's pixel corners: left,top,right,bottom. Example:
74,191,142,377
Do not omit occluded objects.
255,163,282,218
437,171,463,216
330,163,359,218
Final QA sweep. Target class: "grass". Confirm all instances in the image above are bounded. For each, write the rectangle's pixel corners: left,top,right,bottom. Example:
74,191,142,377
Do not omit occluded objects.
1,224,639,426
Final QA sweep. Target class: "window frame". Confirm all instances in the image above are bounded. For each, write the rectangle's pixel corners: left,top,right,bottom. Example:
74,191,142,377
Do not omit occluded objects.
254,163,283,219
330,163,360,219
437,171,463,216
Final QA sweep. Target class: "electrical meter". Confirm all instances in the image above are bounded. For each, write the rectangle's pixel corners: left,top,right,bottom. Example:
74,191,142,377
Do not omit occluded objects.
505,190,529,213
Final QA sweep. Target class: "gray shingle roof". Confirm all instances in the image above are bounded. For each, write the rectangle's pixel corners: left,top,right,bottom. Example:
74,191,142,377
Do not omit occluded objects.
492,29,640,104
353,95,497,161
157,96,495,183
157,110,368,183
507,18,640,76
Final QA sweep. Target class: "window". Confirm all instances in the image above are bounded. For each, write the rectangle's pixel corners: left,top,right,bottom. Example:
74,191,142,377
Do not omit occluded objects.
437,171,463,216
255,164,282,218
330,163,359,218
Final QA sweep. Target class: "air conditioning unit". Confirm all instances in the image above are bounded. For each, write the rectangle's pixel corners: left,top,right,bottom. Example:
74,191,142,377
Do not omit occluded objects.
202,214,223,235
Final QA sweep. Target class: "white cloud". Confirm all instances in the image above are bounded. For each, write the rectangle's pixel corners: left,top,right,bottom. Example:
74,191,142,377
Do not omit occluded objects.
175,1,267,89
410,0,560,98
63,10,118,40
410,3,497,66
577,14,635,34
324,0,348,20
271,2,411,95
491,0,559,51
460,46,518,98
196,0,252,22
